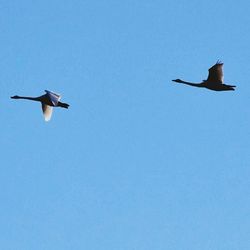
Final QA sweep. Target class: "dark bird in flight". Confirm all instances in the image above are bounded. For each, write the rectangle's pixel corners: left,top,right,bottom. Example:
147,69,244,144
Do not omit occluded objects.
172,61,236,91
11,90,69,121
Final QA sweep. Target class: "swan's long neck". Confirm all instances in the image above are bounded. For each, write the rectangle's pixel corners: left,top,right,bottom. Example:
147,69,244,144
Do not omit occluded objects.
178,80,204,87
15,96,40,101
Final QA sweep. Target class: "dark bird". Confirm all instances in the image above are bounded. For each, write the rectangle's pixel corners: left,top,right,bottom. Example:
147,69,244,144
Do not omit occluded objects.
172,61,236,91
11,90,69,121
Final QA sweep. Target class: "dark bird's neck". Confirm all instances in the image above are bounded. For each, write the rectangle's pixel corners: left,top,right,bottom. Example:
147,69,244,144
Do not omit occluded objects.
12,96,40,101
173,79,204,87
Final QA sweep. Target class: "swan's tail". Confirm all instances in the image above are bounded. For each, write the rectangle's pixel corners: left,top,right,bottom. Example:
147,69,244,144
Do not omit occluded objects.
58,102,70,109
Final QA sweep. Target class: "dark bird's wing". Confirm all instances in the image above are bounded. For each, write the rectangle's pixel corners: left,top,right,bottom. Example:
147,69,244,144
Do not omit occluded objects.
206,61,224,84
45,90,61,106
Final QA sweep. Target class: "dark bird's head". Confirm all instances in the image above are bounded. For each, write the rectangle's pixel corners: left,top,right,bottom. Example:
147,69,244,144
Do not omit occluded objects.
172,79,182,83
11,95,20,99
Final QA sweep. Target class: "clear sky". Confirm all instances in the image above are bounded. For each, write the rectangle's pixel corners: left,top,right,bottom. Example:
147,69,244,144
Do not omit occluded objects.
1,0,250,249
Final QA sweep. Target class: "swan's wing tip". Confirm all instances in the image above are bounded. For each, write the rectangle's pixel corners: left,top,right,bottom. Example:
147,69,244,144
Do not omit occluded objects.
44,114,52,122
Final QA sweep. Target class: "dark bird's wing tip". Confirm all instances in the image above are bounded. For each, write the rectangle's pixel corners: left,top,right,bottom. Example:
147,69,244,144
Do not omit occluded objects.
216,60,223,65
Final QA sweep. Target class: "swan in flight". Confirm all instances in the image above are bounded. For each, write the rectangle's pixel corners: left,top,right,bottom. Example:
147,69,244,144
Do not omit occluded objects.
172,61,236,91
11,90,69,121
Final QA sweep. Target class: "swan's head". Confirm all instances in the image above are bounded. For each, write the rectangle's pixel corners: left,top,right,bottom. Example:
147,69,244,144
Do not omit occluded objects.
11,95,20,99
172,79,182,83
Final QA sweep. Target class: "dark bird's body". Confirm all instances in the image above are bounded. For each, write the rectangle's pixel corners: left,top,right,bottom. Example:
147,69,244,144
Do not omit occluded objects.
172,61,236,91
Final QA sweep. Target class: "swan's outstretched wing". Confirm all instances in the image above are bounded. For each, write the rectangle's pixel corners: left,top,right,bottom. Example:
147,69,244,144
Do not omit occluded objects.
42,103,53,121
45,90,61,106
207,61,224,83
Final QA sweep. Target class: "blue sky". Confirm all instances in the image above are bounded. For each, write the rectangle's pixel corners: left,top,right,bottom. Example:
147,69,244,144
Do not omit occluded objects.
1,0,250,249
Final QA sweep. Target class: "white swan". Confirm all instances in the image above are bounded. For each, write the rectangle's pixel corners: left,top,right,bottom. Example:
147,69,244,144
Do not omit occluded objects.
11,90,69,121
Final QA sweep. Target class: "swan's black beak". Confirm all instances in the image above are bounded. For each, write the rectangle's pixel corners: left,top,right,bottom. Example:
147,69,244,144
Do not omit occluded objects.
172,79,181,83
